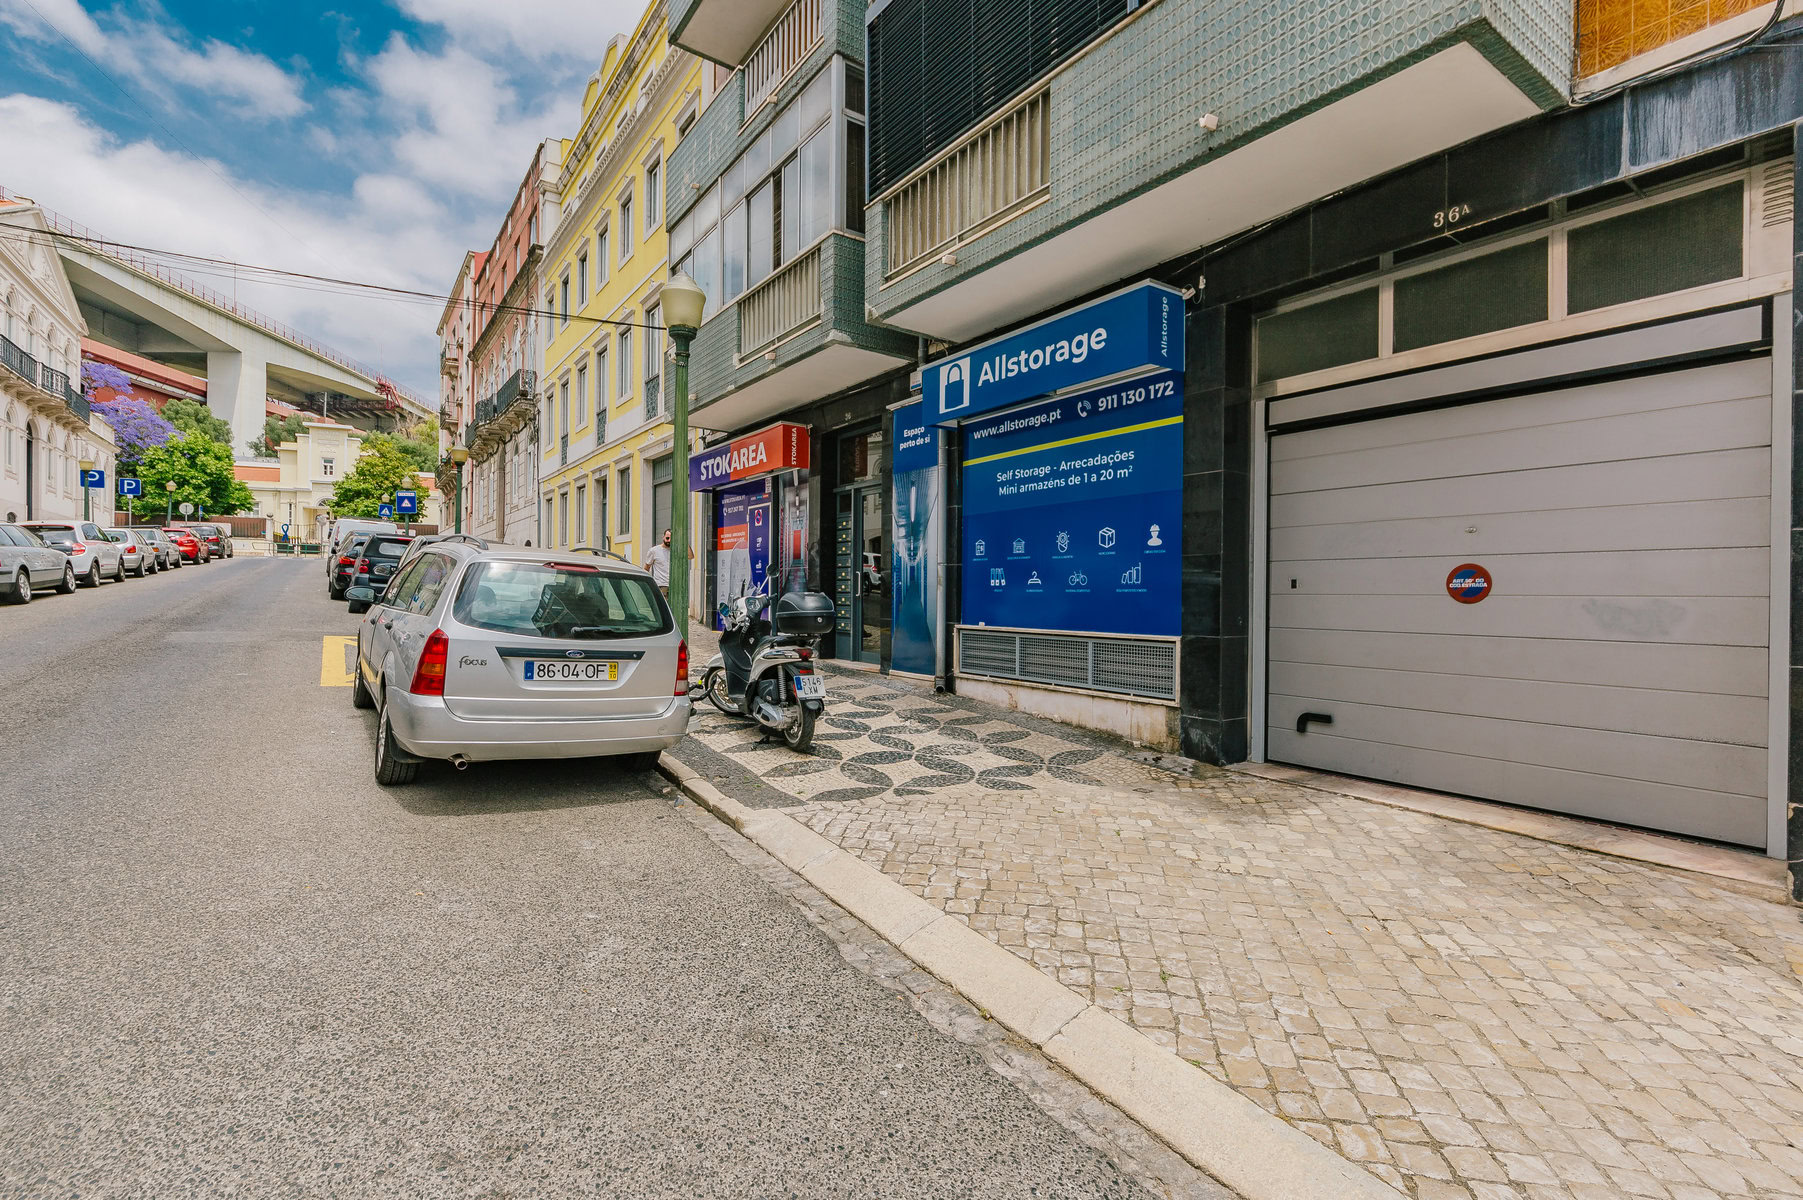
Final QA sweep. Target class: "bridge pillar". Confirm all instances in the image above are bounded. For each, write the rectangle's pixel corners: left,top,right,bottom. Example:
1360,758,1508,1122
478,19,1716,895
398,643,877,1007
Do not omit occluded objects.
206,348,269,457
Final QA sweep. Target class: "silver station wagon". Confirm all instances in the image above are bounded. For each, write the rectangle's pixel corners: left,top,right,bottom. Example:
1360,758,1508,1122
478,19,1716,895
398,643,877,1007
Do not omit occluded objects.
349,539,690,785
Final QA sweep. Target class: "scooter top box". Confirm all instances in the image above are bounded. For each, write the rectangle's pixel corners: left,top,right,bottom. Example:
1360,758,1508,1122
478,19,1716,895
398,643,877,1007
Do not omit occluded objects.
773,591,834,636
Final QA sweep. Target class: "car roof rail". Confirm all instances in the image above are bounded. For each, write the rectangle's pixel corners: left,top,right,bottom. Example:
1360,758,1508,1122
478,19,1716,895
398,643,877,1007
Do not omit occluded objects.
437,533,490,549
567,544,629,563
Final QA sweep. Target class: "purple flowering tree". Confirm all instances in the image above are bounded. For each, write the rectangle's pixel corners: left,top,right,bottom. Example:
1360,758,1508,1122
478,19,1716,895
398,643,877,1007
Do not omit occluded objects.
81,360,134,402
95,397,177,469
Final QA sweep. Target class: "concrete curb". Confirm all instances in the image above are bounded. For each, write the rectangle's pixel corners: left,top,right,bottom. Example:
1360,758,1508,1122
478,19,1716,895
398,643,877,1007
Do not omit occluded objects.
657,755,1404,1200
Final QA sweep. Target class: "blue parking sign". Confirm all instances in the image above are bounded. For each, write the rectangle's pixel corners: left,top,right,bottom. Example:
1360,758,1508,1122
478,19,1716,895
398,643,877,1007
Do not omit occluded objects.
395,489,418,514
119,476,142,497
378,503,395,520
80,468,105,490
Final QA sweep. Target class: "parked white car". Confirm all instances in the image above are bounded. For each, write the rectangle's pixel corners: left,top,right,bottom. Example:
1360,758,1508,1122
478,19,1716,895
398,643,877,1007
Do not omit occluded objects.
22,520,124,587
105,528,158,577
0,523,75,603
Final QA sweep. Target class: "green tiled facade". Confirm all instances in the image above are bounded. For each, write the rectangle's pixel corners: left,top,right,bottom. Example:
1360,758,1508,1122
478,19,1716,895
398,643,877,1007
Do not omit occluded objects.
666,0,911,414
866,0,1573,319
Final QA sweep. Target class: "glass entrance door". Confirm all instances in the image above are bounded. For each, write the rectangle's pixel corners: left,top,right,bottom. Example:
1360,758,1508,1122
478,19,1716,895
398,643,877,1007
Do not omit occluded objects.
833,483,888,663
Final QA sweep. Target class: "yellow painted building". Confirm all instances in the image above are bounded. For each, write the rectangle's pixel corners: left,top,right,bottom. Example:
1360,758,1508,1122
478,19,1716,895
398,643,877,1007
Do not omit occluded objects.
538,3,707,604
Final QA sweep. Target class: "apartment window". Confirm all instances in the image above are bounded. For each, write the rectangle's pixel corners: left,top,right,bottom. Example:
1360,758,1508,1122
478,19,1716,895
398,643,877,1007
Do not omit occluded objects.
559,378,571,438
617,464,632,534
321,456,336,478
543,394,553,445
544,289,557,344
577,253,589,306
576,363,589,430
619,189,635,261
645,160,661,230
575,482,587,542
596,227,610,285
559,276,570,326
617,326,633,398
528,213,537,245
675,62,838,312
676,95,699,137
544,496,554,540
593,476,609,547
644,304,662,385
559,491,569,546
595,345,610,426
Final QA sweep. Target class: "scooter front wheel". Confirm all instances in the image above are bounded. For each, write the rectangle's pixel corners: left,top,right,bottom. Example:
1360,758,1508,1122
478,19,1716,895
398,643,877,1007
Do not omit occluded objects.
705,667,737,715
782,704,817,752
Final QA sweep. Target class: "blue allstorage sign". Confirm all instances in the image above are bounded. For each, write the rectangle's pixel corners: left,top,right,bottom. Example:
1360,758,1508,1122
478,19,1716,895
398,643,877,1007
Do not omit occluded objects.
961,370,1182,637
922,282,1184,425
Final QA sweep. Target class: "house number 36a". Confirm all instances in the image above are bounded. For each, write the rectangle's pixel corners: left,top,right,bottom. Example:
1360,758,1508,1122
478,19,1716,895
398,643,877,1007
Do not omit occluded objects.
1433,203,1473,229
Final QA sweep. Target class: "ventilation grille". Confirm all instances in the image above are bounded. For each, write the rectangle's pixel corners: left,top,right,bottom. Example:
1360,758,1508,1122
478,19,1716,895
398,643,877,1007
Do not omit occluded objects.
957,628,1177,702
1759,158,1794,229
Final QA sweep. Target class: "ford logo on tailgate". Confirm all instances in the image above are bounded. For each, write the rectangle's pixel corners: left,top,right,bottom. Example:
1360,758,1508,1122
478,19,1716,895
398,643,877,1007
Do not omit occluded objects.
566,650,584,658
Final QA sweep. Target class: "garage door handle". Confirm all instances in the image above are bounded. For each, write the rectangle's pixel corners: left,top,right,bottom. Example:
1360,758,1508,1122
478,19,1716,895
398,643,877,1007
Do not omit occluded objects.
1296,712,1334,734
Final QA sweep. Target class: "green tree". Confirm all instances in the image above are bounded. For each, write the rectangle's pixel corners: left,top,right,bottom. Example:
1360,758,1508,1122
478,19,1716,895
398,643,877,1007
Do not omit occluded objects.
384,422,440,475
162,398,233,444
136,433,256,518
247,412,308,458
326,439,421,518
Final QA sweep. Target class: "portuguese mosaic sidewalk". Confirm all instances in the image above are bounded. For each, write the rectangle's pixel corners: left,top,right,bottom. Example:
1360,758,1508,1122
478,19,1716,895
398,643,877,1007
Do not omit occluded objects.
670,649,1803,1200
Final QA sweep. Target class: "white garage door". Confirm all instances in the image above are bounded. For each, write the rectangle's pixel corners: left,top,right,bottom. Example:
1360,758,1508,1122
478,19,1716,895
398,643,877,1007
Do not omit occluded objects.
1266,357,1772,848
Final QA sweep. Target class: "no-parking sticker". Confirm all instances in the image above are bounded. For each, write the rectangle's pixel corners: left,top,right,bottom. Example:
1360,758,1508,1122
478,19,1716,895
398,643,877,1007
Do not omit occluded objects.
1446,563,1492,604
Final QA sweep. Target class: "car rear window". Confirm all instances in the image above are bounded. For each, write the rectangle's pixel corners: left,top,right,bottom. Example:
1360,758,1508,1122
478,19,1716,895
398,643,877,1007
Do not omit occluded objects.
452,561,671,640
30,525,75,535
369,539,412,558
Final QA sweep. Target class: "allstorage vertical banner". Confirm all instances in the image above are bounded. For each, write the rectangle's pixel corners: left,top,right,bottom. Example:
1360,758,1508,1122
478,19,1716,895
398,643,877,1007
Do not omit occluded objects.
890,402,942,676
960,371,1182,636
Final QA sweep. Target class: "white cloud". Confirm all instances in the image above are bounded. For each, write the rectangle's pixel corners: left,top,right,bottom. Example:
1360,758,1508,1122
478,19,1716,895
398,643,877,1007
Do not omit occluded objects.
0,94,460,390
0,0,307,119
394,0,643,61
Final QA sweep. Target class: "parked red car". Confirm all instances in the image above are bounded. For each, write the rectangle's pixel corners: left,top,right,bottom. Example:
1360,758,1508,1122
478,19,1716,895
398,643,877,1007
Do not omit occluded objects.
161,528,209,563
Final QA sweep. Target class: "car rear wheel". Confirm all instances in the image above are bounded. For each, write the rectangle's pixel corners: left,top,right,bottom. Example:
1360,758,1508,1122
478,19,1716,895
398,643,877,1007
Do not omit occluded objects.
113,558,126,583
83,562,100,588
57,564,76,594
373,706,418,786
11,569,29,605
352,662,374,710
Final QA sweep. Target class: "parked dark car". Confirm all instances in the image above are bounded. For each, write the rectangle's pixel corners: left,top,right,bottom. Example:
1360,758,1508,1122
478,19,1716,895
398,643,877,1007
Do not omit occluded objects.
169,523,228,560
346,534,417,613
329,532,373,600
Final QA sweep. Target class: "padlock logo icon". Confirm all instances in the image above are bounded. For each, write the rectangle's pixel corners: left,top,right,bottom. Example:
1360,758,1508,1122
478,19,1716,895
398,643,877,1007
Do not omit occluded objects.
938,358,971,415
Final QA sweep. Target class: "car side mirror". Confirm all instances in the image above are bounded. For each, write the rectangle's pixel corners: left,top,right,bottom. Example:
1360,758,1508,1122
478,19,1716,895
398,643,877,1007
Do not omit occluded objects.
346,586,376,604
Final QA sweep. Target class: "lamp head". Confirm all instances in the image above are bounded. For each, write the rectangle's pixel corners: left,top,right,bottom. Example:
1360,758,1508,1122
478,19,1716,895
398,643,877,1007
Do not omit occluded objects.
661,270,706,335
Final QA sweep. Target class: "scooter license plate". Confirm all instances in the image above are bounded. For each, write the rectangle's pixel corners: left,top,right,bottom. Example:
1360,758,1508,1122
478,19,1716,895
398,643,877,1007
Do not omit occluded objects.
793,674,826,700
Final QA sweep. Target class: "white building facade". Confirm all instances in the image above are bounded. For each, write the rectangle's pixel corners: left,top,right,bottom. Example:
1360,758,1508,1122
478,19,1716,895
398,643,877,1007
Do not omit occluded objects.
0,201,115,524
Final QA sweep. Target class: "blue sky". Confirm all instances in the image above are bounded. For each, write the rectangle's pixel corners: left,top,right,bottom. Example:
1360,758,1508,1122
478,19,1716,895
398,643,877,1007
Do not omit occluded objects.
0,0,645,394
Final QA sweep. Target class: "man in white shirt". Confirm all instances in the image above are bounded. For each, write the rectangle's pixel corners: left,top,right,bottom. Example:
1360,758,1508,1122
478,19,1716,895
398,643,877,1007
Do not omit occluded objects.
643,527,691,598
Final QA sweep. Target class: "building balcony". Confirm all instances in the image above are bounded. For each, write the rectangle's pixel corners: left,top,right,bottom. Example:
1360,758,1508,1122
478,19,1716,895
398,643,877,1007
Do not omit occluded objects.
864,0,1572,342
1,335,90,427
463,368,536,458
685,233,914,432
669,0,799,70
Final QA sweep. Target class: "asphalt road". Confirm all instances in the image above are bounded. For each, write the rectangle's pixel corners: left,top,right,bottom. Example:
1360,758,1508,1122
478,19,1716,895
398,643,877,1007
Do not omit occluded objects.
0,557,1158,1199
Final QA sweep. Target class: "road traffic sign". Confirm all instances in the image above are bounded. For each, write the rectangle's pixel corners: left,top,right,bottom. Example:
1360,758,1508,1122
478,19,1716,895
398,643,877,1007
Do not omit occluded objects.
178,502,195,515
378,504,395,520
119,477,143,497
395,490,418,514
80,468,106,490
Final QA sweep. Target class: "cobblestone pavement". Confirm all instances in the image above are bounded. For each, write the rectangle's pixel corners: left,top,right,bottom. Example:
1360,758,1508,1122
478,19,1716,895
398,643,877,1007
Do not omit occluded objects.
686,663,1803,1200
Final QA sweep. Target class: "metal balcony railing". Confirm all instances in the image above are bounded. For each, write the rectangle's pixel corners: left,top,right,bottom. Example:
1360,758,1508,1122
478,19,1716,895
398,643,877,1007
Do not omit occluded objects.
740,242,822,353
41,366,68,395
463,368,537,450
560,433,569,465
884,89,1050,277
744,0,823,118
644,374,661,421
0,335,38,385
64,382,89,420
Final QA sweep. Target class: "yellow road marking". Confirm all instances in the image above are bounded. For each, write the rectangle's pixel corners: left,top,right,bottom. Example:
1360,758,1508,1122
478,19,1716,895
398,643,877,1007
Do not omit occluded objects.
320,635,356,687
962,414,1183,467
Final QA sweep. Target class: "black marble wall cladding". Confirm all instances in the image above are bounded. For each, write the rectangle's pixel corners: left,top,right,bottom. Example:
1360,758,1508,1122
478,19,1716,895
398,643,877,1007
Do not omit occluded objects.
1179,304,1255,764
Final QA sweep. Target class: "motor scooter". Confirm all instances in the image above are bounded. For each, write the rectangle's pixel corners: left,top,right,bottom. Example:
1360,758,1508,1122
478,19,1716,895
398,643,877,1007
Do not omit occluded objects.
699,581,834,751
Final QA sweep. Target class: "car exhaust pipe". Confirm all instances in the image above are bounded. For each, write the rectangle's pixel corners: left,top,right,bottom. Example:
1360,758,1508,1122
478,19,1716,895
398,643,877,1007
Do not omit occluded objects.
451,755,470,771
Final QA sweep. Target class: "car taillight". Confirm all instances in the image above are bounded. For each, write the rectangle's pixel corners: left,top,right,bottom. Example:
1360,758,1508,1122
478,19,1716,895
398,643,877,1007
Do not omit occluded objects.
409,629,449,696
71,542,87,554
355,558,369,573
338,555,356,566
675,640,688,697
